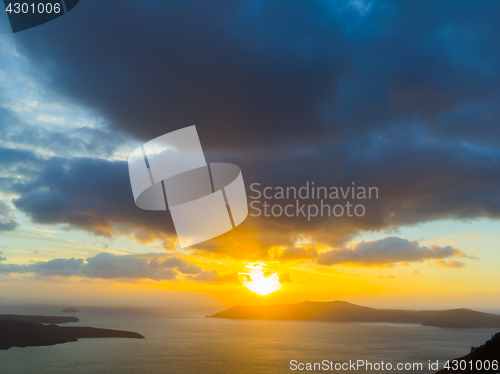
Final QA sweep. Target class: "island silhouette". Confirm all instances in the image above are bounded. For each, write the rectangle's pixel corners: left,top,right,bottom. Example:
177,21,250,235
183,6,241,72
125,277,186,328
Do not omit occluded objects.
0,314,78,324
0,314,144,350
437,332,500,373
208,301,500,328
61,308,80,313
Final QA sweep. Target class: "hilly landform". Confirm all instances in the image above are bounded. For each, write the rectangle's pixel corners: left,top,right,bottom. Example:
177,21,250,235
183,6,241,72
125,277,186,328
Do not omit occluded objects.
208,301,500,328
0,314,144,350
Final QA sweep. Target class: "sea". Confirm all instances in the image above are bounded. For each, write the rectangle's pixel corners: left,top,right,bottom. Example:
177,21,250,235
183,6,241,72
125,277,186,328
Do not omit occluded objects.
1,305,498,374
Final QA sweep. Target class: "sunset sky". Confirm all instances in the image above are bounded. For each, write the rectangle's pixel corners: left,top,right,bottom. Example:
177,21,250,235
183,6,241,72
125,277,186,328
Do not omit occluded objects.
1,0,500,312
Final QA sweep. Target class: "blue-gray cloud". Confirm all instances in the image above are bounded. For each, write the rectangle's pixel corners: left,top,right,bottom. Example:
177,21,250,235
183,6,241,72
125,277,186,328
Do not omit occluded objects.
5,150,175,242
10,0,500,151
160,257,203,275
0,253,205,281
3,137,500,256
317,237,477,267
0,84,127,160
0,200,18,232
0,1,500,258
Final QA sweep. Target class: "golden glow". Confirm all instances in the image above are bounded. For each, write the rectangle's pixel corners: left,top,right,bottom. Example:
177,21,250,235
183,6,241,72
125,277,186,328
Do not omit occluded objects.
5,225,499,310
241,262,282,296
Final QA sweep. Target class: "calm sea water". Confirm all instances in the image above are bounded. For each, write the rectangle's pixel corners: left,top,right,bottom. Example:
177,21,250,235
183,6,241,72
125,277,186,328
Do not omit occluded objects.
1,306,498,374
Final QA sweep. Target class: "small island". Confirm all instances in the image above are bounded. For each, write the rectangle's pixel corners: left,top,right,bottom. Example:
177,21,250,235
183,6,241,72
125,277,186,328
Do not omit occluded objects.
0,314,144,350
61,308,80,313
208,301,500,328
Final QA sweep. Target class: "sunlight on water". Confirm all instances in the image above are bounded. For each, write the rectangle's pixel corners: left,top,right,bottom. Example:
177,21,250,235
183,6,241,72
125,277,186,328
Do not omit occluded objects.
1,309,498,374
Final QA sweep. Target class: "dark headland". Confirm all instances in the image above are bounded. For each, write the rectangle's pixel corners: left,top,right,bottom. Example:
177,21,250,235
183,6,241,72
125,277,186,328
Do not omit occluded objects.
207,301,500,328
0,314,144,350
437,332,500,373
0,314,78,324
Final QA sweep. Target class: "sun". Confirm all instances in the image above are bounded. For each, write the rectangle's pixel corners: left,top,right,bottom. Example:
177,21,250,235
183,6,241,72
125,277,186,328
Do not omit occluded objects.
241,262,282,296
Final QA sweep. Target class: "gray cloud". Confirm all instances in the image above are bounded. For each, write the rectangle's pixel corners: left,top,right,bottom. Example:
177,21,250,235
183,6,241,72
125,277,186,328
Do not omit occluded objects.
0,146,41,171
0,200,18,232
11,0,500,152
0,82,127,160
5,140,500,258
0,220,17,232
82,253,175,280
1,1,500,259
6,123,127,159
0,253,208,281
317,237,476,267
6,151,175,244
161,257,202,275
186,270,240,284
31,257,84,277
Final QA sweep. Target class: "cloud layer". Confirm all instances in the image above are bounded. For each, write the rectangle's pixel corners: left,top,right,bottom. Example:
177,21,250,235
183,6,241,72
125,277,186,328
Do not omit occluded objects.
0,200,18,232
12,1,500,150
317,237,476,267
0,0,499,263
0,252,238,282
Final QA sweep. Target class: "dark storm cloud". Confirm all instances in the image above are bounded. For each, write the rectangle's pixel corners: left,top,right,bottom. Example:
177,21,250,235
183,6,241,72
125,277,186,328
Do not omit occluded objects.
6,134,500,257
0,252,209,281
201,135,500,254
12,0,345,151
0,146,40,170
12,0,500,151
2,0,500,260
8,152,176,243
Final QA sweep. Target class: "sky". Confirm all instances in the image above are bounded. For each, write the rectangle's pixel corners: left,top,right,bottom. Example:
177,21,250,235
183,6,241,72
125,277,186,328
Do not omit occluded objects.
0,0,500,312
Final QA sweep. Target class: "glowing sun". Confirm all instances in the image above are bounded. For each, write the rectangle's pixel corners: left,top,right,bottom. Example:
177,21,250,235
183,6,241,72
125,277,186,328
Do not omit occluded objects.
241,262,282,296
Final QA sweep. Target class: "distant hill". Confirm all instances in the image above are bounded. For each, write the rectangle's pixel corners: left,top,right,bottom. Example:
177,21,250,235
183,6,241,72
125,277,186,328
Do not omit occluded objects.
0,320,144,350
423,309,500,328
437,332,500,373
207,301,500,328
61,308,80,313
